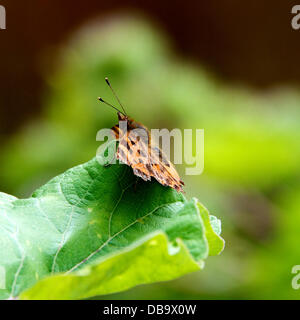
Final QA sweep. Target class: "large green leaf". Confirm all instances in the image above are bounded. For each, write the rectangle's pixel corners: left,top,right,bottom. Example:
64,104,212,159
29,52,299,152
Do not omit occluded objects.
0,155,224,300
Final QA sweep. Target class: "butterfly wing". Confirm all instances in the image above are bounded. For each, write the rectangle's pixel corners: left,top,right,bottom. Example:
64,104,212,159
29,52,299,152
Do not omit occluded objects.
112,118,184,192
149,146,184,192
116,123,152,181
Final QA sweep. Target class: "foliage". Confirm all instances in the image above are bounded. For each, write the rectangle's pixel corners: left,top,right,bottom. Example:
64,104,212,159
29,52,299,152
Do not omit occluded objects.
0,153,223,300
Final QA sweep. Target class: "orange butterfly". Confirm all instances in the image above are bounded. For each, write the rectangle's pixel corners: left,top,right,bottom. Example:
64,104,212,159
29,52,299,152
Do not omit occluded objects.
98,78,184,192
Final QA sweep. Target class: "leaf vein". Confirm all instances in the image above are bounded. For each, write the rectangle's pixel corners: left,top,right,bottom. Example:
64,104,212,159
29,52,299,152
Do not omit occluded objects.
65,202,176,274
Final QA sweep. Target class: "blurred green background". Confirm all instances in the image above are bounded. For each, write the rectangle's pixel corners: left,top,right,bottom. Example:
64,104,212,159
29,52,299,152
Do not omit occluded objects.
0,2,300,299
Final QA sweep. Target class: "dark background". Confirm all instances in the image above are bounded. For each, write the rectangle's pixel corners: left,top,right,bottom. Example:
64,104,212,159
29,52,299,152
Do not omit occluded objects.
0,0,299,135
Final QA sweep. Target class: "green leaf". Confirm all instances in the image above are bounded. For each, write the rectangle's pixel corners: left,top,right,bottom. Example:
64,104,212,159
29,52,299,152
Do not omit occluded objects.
197,202,225,256
0,154,224,300
20,233,200,300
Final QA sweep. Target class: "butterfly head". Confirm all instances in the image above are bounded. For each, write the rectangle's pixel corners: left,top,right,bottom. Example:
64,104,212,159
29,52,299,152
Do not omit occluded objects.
117,112,128,122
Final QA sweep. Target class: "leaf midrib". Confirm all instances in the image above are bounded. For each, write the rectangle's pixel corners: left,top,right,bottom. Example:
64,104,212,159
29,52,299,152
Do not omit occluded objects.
65,200,183,274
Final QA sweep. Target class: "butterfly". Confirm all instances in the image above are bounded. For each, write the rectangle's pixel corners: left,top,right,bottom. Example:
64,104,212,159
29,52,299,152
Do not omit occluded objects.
98,78,184,192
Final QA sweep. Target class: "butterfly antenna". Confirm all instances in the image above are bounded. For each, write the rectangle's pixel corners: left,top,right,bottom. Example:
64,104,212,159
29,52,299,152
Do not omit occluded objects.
105,77,127,115
98,97,125,115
